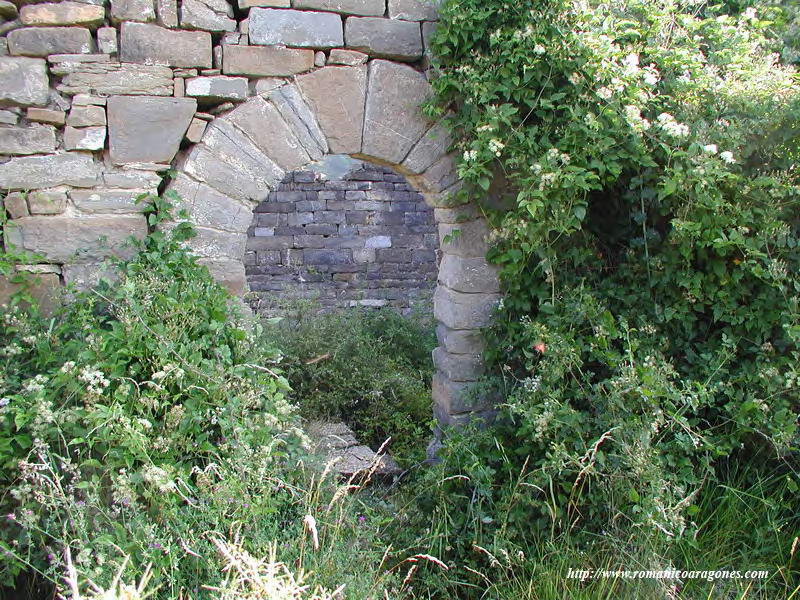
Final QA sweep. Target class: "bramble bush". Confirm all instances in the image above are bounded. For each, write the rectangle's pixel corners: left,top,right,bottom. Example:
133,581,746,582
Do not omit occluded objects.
405,0,800,595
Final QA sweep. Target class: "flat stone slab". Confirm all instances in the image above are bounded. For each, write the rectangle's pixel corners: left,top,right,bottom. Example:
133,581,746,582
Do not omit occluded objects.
185,75,249,102
51,60,174,96
7,26,92,57
294,0,384,16
249,8,344,49
388,0,439,21
19,2,105,27
107,95,197,165
120,22,212,68
345,17,423,61
0,124,56,154
111,0,157,23
0,152,99,190
434,285,500,330
307,422,401,478
222,44,314,77
180,0,236,32
0,57,49,107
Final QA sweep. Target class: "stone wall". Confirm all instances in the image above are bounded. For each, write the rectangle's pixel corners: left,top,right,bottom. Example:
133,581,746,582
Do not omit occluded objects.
0,0,502,429
246,159,438,312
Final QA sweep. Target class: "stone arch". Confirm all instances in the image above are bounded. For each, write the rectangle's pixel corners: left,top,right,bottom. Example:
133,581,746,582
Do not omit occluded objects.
168,60,500,427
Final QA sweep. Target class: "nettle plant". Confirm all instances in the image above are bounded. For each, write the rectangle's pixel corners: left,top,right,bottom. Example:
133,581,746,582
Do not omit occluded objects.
426,0,800,541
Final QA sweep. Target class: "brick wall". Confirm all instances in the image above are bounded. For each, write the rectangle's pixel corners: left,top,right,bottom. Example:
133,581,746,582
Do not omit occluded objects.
245,161,439,312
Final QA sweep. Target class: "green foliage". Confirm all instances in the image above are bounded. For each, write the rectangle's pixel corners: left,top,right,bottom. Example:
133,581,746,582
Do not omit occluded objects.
265,301,436,465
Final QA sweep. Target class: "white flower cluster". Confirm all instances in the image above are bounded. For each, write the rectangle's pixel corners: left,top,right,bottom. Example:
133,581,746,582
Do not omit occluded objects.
79,366,110,395
625,105,651,131
488,139,505,157
142,464,175,493
656,113,690,138
463,149,477,162
23,375,48,394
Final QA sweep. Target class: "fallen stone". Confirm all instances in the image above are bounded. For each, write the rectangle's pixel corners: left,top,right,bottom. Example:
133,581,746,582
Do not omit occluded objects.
19,2,105,27
107,95,196,164
64,125,106,150
307,421,401,478
0,124,56,154
7,214,147,262
184,116,206,142
249,8,343,49
156,0,178,27
7,26,92,57
433,285,499,329
222,44,314,77
52,61,174,96
167,173,254,232
97,27,118,54
67,104,106,126
345,17,423,61
388,0,439,21
26,190,67,214
120,22,212,68
294,0,384,16
328,47,367,65
0,56,49,106
111,0,156,23
185,75,248,102
296,65,366,154
180,0,235,32
70,188,152,212
362,59,431,163
267,83,328,160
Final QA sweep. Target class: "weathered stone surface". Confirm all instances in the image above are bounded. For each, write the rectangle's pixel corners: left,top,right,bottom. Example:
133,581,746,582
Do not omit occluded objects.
239,0,289,7
223,44,314,77
185,75,248,102
249,8,343,49
156,0,178,27
2,192,29,218
111,0,156,23
432,346,483,381
180,224,247,259
432,373,495,415
67,105,106,127
438,253,498,293
0,57,48,106
0,124,56,154
70,188,152,212
328,47,367,65
0,152,99,190
0,272,61,316
0,110,19,125
62,262,119,291
345,17,422,61
26,190,67,214
7,214,147,262
167,173,253,232
19,2,105,27
7,26,92,57
120,22,212,68
64,125,106,150
197,257,246,295
185,116,206,142
433,203,480,224
267,83,328,160
0,1,17,19
180,0,235,32
419,153,456,193
434,285,499,329
294,0,383,16
52,61,174,96
436,323,484,355
422,20,436,52
438,219,490,258
223,96,309,171
308,421,401,478
97,27,118,54
47,53,110,64
296,65,366,154
388,0,438,21
362,60,431,163
107,95,196,164
403,120,451,174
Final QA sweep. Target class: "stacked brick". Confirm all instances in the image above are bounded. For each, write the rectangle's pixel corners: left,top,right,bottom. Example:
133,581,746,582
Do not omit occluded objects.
245,162,438,311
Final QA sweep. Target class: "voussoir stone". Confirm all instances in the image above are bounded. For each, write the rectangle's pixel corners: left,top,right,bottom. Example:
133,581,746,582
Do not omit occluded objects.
345,17,422,61
111,0,156,23
222,44,314,77
7,214,147,263
388,0,439,21
185,75,249,102
0,56,48,106
107,95,197,164
120,22,212,68
0,124,56,154
293,0,383,16
433,284,499,330
362,59,431,164
249,8,343,49
167,173,253,232
0,152,99,190
51,61,174,96
402,120,451,174
197,257,247,295
438,253,499,294
267,83,328,160
19,2,105,27
7,26,92,57
296,64,366,154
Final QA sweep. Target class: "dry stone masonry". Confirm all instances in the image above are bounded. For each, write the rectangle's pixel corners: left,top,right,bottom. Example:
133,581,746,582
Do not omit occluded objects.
0,0,500,428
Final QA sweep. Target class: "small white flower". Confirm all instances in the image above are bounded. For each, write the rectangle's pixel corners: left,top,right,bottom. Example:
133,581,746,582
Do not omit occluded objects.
533,44,546,55
720,151,735,164
703,144,718,154
463,149,477,162
597,86,613,100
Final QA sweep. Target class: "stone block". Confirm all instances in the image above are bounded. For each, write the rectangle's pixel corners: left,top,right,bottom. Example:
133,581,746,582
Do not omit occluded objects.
0,57,48,107
433,285,499,329
388,0,438,21
0,152,99,190
362,60,431,163
432,346,483,381
296,65,366,154
0,110,19,125
328,47,367,65
0,1,17,19
268,83,328,160
432,373,495,415
364,235,391,248
438,253,499,293
7,214,147,262
167,173,254,232
0,271,61,316
101,167,164,189
186,75,248,102
180,0,235,32
345,17,422,61
107,95,197,164
120,22,212,68
185,116,207,142
156,0,178,27
70,188,152,213
97,27,118,54
64,125,106,150
0,124,56,154
62,262,119,291
436,323,484,355
438,219,490,258
222,44,313,77
19,2,105,27
249,8,343,49
52,61,174,96
67,104,106,126
178,224,246,259
111,0,156,23
304,249,350,265
403,120,451,174
7,26,92,57
294,0,383,16
239,0,290,7
422,20,436,51
197,257,247,295
3,192,29,218
27,190,67,214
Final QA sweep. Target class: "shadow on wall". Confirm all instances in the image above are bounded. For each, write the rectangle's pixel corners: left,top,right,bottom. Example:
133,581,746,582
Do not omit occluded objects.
245,155,439,314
